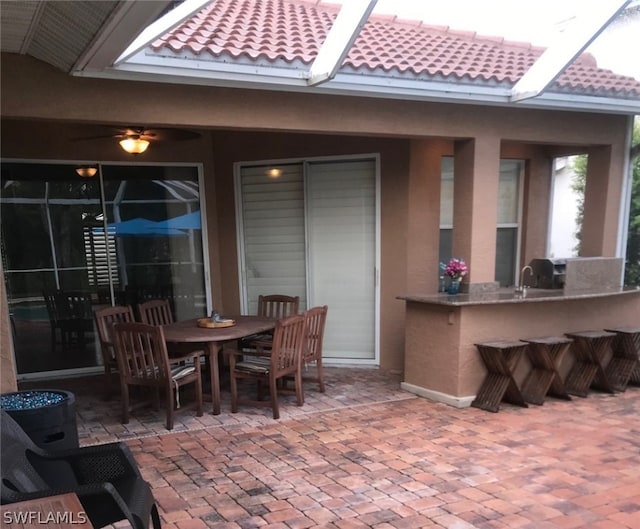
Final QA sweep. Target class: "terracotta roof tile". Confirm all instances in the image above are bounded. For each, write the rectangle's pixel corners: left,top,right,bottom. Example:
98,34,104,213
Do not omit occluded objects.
149,0,640,98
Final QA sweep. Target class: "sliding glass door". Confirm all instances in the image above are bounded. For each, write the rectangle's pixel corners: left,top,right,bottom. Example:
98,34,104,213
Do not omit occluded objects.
1,161,207,377
237,163,307,314
305,160,377,360
237,157,379,363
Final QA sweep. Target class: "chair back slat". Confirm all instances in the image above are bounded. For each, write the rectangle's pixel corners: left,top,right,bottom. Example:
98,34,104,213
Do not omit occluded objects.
138,299,174,326
257,294,299,319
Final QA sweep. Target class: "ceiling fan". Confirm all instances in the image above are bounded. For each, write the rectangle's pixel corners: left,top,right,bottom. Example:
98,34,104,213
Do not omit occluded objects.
73,126,201,154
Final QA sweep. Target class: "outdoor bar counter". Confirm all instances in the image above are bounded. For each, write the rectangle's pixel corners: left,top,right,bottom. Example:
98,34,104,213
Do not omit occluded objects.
399,286,640,408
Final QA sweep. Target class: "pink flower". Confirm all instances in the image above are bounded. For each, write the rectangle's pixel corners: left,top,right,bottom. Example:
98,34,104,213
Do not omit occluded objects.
441,258,468,280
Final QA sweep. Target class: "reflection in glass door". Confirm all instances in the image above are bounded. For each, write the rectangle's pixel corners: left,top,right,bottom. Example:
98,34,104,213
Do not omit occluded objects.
99,165,206,322
0,161,207,378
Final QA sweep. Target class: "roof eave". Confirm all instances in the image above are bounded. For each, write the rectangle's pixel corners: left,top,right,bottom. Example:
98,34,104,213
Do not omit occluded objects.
76,57,640,116
73,1,174,73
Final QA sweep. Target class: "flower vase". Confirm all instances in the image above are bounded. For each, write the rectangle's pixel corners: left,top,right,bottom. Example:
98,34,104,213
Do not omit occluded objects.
447,278,462,295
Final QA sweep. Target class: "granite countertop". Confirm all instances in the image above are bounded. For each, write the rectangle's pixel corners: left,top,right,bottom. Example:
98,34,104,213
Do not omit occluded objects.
399,286,640,307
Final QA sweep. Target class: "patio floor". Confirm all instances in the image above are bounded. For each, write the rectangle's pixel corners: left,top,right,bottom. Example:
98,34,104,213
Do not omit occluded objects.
20,367,640,529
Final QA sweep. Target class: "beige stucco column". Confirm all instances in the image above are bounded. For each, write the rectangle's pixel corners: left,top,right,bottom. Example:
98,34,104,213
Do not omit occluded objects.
581,145,625,257
406,139,447,294
452,137,501,290
521,151,552,264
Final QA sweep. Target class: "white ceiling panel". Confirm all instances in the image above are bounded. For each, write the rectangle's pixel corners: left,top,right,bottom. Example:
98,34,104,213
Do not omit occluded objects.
0,0,168,73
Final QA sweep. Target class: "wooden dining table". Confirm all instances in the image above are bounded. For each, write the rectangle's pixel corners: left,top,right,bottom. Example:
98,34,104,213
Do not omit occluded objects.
161,315,275,415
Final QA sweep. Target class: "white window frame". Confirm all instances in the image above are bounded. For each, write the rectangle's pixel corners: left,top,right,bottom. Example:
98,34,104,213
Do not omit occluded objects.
499,160,525,287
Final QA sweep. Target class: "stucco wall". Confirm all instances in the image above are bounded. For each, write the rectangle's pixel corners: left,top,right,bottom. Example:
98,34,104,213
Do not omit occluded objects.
0,120,412,374
0,53,634,383
1,55,629,148
207,131,410,372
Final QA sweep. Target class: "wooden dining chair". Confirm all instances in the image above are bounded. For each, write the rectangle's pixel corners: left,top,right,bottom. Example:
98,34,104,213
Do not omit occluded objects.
124,285,175,315
302,305,328,393
94,305,135,399
111,321,203,430
228,313,306,419
138,298,206,361
138,298,174,325
257,294,300,318
281,305,329,396
241,294,300,352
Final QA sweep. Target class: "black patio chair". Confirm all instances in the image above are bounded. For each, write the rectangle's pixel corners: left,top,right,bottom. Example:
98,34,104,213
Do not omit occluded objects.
0,409,161,529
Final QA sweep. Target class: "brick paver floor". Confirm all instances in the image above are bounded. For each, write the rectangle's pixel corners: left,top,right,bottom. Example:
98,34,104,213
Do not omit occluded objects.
26,368,640,528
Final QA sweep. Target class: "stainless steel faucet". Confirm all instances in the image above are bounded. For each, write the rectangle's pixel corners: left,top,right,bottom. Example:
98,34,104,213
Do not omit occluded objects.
516,265,533,293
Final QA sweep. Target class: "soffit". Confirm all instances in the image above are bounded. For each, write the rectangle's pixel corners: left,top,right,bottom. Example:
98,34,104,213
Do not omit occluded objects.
0,0,170,73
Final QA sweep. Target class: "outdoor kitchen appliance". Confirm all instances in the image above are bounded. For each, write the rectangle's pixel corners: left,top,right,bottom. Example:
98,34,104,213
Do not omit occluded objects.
528,258,566,289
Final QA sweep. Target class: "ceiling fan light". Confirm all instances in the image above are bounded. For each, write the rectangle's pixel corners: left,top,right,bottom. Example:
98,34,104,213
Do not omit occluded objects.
75,166,98,178
119,137,150,154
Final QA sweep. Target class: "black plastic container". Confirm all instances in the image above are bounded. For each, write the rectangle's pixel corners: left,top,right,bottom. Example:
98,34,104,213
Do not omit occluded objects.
1,389,79,451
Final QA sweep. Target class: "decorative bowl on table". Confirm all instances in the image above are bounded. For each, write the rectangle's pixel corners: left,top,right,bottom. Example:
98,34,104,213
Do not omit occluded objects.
197,318,236,329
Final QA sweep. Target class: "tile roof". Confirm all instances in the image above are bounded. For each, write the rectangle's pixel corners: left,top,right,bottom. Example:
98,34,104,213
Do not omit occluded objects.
150,0,640,99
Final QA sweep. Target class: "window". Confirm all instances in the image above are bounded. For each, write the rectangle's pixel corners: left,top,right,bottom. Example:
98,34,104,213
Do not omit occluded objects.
495,160,524,286
439,157,523,286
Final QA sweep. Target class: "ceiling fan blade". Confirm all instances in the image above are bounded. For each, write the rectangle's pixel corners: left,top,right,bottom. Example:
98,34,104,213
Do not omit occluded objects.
144,128,201,141
70,125,129,142
71,133,119,142
71,126,201,143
